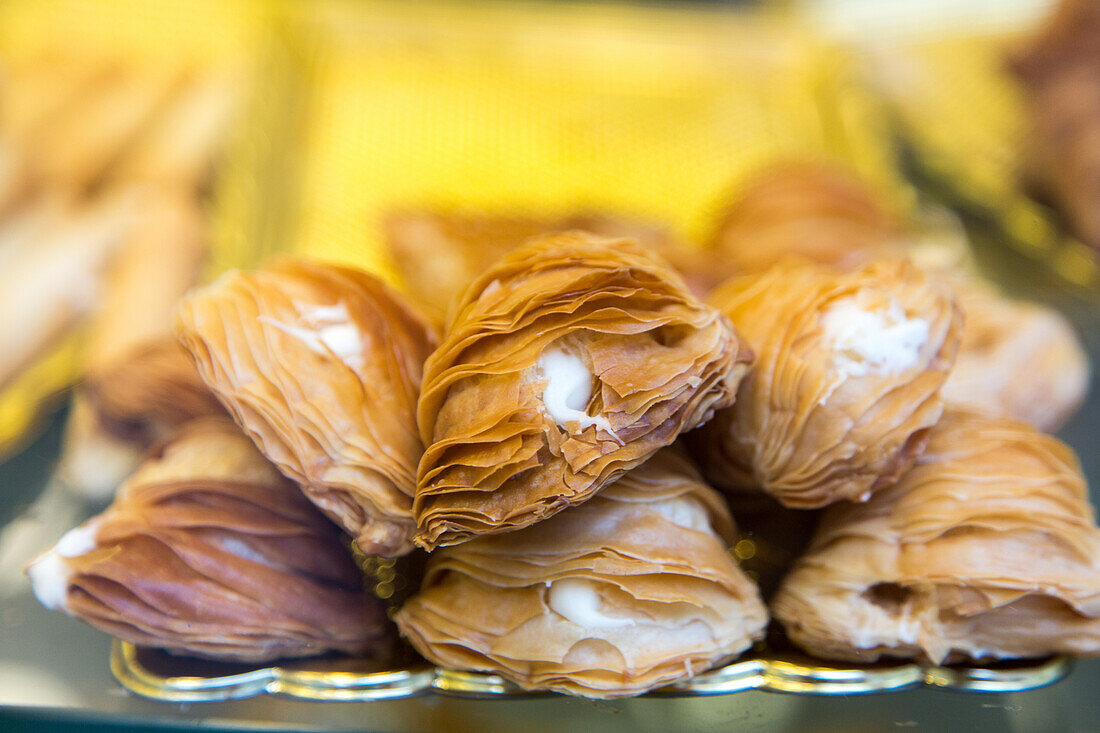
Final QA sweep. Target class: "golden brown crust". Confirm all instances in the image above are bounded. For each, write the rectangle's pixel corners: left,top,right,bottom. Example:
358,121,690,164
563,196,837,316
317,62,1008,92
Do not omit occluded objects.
396,450,767,698
692,258,961,508
772,410,1100,664
28,417,390,663
175,259,438,556
414,232,751,549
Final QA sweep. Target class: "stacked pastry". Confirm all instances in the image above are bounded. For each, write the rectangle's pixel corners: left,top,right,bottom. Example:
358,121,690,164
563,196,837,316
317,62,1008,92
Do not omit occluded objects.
32,258,438,663
702,161,1089,430
397,450,766,697
414,233,751,549
24,157,1100,697
693,161,1100,665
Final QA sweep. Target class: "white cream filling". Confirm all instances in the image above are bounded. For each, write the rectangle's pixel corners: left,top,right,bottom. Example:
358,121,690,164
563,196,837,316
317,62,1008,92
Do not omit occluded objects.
821,298,929,380
55,522,99,558
27,551,71,611
258,301,363,369
27,521,99,612
647,496,711,532
547,578,636,628
534,345,618,440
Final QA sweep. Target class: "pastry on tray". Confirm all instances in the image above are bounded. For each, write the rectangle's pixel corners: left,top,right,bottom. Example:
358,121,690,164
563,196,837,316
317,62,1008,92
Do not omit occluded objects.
414,232,751,549
175,259,438,556
396,449,767,698
691,258,961,508
942,278,1089,432
772,409,1100,664
27,417,390,663
384,210,683,319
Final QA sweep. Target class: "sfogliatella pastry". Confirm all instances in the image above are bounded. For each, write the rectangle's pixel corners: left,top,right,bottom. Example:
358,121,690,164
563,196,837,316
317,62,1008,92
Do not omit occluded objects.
772,410,1100,664
175,259,438,556
943,278,1089,432
27,417,389,662
709,160,902,276
384,210,680,319
415,232,751,549
396,449,767,698
692,258,961,508
60,338,225,500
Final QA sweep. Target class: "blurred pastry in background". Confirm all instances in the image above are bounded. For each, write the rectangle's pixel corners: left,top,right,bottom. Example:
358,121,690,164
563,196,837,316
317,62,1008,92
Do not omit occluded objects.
0,53,245,465
27,417,390,663
700,160,903,287
943,278,1089,432
60,339,224,501
414,232,751,549
114,70,241,189
1010,0,1100,252
176,259,438,557
397,449,767,698
0,138,29,216
772,410,1100,664
79,188,208,371
0,187,140,391
30,65,187,192
692,259,961,509
384,210,682,320
58,188,213,499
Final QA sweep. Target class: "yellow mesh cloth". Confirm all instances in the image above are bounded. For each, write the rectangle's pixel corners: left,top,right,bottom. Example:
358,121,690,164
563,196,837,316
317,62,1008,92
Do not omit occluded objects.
284,1,912,285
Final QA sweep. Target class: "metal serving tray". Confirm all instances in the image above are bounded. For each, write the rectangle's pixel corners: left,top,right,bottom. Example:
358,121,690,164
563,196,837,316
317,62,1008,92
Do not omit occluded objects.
110,642,1073,702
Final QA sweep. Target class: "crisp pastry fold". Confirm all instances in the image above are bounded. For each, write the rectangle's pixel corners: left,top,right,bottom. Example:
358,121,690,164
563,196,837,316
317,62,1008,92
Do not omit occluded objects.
27,417,389,663
414,232,751,549
175,259,438,556
396,449,767,698
692,258,961,508
772,410,1100,664
942,279,1089,432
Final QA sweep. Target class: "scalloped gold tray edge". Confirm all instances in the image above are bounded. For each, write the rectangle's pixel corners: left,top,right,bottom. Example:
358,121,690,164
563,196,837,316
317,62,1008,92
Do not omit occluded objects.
110,641,1073,702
